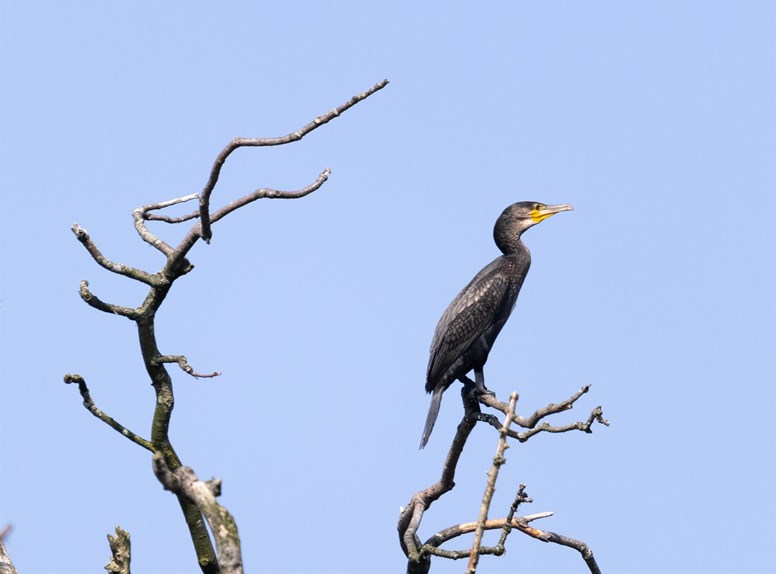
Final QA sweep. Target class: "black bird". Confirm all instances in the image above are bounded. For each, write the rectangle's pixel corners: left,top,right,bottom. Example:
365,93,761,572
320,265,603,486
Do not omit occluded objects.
420,201,573,449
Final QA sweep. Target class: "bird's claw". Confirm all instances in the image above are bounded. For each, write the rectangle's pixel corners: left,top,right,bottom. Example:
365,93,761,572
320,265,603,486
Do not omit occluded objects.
476,385,496,397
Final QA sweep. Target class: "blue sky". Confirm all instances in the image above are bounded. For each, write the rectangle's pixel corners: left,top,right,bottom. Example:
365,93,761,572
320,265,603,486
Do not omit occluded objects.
1,2,774,573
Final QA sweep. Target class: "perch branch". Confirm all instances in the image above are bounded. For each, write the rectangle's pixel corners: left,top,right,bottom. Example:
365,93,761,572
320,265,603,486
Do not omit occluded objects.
400,380,607,572
63,374,154,452
197,78,389,242
153,454,242,574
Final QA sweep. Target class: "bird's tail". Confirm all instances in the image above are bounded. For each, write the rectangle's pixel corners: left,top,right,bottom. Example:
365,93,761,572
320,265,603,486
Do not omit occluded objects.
419,388,444,449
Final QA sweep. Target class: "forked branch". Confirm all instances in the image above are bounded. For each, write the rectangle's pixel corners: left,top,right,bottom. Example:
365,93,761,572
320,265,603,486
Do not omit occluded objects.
478,385,609,441
197,79,389,242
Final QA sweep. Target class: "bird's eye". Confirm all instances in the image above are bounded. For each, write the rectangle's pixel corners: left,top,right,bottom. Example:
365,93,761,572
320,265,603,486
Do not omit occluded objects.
533,203,541,210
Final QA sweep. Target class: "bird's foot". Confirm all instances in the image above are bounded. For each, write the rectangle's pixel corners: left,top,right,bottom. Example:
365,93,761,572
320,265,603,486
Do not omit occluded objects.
476,384,496,397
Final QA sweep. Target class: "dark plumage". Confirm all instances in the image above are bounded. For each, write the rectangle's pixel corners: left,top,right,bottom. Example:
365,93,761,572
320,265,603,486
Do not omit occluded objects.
419,201,573,449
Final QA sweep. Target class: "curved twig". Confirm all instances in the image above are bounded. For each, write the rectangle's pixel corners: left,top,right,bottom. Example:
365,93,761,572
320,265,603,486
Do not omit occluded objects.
78,281,140,320
152,355,221,379
197,79,389,242
477,384,609,441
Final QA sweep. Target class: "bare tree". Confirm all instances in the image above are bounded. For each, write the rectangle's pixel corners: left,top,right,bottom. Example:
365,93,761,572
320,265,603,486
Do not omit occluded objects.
398,378,608,573
62,80,388,573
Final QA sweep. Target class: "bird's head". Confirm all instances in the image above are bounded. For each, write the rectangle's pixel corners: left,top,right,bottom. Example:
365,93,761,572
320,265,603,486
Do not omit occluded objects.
494,201,573,254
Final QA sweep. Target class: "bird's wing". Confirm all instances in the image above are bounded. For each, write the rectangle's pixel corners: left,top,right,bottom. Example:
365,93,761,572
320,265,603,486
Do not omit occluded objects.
426,259,513,387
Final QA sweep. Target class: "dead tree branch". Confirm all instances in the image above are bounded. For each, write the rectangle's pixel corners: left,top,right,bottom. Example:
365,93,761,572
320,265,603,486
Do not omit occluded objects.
399,381,606,573
68,80,387,573
153,454,242,574
105,526,132,574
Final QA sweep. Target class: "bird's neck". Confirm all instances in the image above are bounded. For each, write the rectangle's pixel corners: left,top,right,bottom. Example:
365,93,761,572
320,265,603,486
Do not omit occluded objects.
498,237,528,257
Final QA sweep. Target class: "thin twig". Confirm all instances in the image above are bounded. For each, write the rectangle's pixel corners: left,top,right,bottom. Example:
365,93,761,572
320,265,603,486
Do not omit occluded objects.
516,405,609,441
135,193,201,224
152,355,221,379
63,374,154,452
467,392,518,574
495,484,531,548
146,211,200,224
477,384,609,441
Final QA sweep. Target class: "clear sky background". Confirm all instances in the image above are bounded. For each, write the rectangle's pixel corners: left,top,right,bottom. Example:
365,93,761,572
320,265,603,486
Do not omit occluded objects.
1,2,774,573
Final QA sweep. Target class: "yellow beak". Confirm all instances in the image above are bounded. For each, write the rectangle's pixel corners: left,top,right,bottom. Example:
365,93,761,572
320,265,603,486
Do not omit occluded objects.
530,203,574,224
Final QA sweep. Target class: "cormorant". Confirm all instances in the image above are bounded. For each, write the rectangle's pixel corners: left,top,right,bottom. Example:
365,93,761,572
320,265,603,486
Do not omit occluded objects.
420,201,573,449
